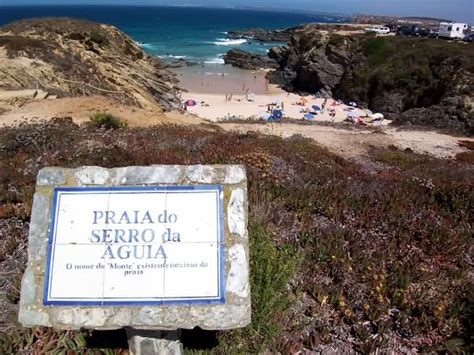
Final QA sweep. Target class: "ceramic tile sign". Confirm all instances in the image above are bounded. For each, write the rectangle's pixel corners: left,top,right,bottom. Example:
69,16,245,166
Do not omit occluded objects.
19,166,250,330
44,186,224,305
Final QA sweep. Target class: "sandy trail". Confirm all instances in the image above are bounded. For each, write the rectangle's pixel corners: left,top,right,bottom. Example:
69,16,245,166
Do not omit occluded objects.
0,96,201,127
219,122,472,159
0,92,471,161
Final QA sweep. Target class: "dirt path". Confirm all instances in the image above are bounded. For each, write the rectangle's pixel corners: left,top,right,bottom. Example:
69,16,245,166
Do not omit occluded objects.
0,96,201,127
0,95,471,160
219,122,472,159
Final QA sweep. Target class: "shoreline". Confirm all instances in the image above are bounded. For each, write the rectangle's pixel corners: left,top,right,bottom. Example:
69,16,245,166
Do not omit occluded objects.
171,64,391,126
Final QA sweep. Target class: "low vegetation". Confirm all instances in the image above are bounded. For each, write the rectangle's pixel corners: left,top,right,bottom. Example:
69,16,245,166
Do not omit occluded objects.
0,35,46,55
0,120,472,353
338,35,474,134
89,112,128,129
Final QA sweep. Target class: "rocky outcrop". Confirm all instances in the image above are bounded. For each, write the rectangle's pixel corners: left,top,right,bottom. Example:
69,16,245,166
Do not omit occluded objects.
223,49,277,70
268,29,352,97
0,18,181,110
166,58,199,68
227,28,295,43
226,23,364,43
268,25,474,134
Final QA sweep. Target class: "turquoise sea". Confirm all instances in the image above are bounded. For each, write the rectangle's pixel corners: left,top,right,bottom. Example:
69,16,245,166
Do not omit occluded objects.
0,6,349,63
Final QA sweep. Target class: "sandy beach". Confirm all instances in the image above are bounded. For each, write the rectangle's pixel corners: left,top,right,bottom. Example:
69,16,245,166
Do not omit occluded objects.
0,64,471,160
173,65,390,125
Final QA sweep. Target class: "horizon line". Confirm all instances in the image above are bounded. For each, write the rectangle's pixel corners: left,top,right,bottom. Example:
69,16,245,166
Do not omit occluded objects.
0,4,352,18
0,4,462,24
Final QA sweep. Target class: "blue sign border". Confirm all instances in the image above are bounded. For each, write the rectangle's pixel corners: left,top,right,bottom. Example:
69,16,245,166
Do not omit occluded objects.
43,185,225,306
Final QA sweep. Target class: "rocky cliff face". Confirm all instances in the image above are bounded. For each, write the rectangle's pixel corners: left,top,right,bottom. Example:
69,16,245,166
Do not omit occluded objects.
269,25,474,134
0,18,181,110
227,28,295,42
223,49,277,70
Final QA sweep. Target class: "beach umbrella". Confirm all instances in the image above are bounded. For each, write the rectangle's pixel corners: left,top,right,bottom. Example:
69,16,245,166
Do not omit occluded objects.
185,99,197,107
248,93,256,102
272,110,283,120
312,105,321,111
349,101,357,107
270,97,280,105
304,113,315,120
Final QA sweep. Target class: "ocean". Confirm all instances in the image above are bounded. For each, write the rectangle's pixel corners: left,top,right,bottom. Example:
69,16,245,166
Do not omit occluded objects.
0,5,349,63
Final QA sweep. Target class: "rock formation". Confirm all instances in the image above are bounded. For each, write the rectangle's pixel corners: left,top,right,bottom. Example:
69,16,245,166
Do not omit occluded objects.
0,18,181,110
226,23,363,43
268,25,474,134
223,49,277,70
227,28,295,43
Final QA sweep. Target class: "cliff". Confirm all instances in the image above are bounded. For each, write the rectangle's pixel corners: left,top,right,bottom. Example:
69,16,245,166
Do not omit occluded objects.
223,48,277,70
226,23,365,43
0,18,181,110
268,26,474,134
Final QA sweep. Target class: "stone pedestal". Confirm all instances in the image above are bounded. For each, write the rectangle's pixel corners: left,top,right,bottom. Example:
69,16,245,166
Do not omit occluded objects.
126,329,182,355
19,165,251,331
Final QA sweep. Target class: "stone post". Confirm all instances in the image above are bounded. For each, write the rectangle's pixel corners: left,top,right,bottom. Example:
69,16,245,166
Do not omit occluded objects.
126,329,182,355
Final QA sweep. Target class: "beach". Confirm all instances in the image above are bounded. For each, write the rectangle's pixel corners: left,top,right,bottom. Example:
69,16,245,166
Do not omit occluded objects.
173,64,390,125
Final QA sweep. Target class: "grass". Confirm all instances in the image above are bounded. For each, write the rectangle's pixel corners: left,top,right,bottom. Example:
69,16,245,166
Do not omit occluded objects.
0,121,472,353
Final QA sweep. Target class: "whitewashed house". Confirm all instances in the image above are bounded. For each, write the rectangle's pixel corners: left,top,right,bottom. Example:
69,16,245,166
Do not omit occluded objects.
438,22,468,39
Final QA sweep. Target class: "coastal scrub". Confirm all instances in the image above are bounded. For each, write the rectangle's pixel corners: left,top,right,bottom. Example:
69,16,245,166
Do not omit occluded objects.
0,121,472,353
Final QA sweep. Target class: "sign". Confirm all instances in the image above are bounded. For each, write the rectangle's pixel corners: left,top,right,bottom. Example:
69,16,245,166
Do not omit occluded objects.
43,185,225,305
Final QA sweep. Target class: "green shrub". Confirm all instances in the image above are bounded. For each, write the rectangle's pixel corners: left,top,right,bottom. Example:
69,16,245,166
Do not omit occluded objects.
89,112,127,129
217,221,298,352
89,30,108,45
328,34,346,46
363,37,389,65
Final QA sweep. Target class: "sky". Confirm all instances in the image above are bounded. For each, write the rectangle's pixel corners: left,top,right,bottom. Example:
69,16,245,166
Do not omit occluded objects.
1,0,473,23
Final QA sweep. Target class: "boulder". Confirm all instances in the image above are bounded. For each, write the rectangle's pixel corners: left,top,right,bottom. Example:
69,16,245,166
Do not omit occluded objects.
223,49,278,70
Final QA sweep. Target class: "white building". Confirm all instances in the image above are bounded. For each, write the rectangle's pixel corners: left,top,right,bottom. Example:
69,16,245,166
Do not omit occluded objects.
438,22,468,39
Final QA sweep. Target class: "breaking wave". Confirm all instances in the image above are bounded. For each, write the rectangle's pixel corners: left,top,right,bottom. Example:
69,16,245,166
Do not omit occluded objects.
204,56,225,64
157,55,188,59
212,38,247,46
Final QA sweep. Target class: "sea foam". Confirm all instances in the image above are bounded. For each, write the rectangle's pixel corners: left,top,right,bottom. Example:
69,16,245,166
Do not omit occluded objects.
213,38,247,46
158,55,188,59
205,56,225,64
137,42,158,50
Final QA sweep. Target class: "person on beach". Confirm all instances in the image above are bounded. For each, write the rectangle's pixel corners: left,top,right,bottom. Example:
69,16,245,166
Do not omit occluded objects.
225,94,228,101
322,98,328,111
229,93,233,101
